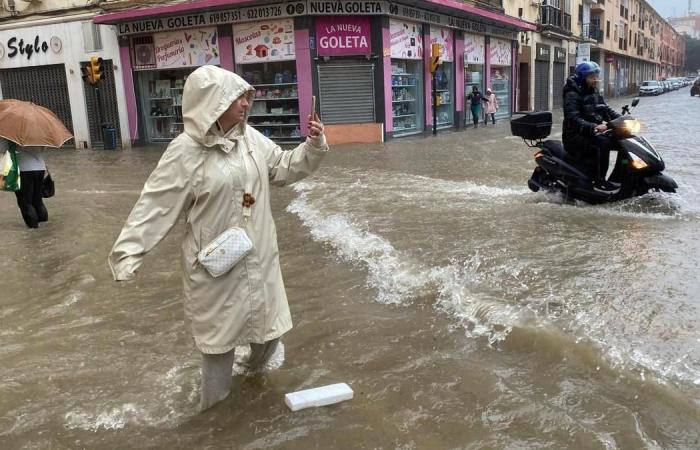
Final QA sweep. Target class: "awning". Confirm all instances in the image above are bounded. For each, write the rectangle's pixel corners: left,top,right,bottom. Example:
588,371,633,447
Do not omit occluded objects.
94,0,537,33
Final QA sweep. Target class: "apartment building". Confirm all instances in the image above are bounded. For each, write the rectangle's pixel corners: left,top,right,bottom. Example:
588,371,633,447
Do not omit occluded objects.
505,0,686,111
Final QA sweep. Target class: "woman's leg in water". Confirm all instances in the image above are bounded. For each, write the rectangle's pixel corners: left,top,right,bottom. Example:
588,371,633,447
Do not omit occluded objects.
200,349,236,411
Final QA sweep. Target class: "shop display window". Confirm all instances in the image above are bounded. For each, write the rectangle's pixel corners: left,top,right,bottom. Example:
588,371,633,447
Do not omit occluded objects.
434,62,454,128
391,60,424,136
490,66,511,120
137,68,195,143
239,60,301,144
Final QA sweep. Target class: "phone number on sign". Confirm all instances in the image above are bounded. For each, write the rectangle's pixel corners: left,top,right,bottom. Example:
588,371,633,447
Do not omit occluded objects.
246,6,284,20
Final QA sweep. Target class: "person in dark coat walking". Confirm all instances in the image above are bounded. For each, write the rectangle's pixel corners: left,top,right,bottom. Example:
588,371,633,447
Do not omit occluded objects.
467,85,484,128
562,62,621,193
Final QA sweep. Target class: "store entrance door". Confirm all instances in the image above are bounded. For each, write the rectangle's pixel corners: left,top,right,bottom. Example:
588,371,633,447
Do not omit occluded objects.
552,62,566,109
0,64,74,146
534,60,550,111
81,59,122,148
318,61,375,124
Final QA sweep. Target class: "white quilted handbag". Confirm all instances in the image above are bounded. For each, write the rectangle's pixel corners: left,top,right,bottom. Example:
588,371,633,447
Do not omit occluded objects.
197,227,253,278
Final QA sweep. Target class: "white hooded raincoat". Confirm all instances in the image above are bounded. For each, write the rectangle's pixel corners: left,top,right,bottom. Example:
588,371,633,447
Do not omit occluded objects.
109,66,328,354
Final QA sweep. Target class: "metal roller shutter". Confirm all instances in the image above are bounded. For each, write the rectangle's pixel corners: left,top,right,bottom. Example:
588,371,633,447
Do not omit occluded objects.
81,59,122,147
318,62,375,124
534,60,550,111
552,62,566,109
0,64,74,145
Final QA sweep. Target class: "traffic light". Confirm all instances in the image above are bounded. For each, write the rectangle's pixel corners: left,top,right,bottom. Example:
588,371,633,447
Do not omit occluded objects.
430,43,442,74
81,65,94,84
90,56,103,83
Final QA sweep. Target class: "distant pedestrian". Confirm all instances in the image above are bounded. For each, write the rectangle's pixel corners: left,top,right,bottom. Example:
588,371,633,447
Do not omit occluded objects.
1,138,48,228
483,88,499,125
467,85,483,128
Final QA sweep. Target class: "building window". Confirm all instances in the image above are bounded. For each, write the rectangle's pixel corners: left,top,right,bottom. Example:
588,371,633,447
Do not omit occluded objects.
82,22,103,52
606,21,610,39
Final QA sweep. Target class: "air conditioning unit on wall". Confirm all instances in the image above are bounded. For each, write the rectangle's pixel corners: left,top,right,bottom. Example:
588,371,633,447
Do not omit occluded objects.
134,43,155,66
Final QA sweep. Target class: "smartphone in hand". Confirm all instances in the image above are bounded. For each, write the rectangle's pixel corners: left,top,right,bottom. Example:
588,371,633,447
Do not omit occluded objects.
311,95,317,120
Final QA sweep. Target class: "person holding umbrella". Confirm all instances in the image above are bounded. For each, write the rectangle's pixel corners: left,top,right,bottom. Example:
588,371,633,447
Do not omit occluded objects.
0,99,72,228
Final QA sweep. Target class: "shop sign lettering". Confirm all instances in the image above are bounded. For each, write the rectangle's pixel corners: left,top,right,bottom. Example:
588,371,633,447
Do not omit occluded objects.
316,16,371,56
115,0,518,40
117,2,306,36
308,1,385,14
6,35,49,60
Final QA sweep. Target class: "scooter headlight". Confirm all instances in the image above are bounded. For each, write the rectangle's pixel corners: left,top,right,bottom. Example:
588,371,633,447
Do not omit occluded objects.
629,152,648,170
622,119,641,134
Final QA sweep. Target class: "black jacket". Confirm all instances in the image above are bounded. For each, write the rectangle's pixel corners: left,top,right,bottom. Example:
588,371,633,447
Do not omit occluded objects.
562,77,620,143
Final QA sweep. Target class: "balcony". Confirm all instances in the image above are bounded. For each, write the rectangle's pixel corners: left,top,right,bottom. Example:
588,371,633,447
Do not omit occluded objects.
539,5,572,36
591,0,605,13
581,23,605,43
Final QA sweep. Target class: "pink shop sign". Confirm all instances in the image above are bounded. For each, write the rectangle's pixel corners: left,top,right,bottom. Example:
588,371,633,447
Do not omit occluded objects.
316,16,371,56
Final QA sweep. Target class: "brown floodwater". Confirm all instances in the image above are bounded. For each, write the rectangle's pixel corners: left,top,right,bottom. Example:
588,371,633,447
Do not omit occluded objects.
1,89,699,449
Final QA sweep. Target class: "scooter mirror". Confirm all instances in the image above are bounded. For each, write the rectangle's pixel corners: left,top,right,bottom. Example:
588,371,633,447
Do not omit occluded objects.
632,98,640,107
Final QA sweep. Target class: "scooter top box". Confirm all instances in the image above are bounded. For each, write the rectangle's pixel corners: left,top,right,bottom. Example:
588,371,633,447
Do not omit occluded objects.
511,111,553,140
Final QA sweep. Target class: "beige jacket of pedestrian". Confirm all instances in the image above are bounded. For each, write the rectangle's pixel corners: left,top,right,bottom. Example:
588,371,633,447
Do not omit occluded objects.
108,65,328,354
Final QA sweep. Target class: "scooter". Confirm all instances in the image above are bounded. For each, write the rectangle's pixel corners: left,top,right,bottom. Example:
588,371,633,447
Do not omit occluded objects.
511,98,677,204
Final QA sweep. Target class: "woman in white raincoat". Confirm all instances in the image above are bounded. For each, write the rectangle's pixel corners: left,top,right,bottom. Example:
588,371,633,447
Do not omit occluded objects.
108,65,328,410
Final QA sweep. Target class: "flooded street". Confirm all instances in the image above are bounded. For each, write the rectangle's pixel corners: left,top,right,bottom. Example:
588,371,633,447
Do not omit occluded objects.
2,88,700,449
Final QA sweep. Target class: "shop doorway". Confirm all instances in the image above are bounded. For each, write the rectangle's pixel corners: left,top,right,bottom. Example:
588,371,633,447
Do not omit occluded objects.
317,60,375,124
81,59,122,148
518,62,529,111
0,64,74,146
534,60,550,111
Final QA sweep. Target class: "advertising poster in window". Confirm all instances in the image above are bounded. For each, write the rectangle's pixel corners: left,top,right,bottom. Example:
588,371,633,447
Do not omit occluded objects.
463,33,485,64
154,27,220,68
489,38,512,66
430,27,453,62
389,19,423,60
233,18,296,64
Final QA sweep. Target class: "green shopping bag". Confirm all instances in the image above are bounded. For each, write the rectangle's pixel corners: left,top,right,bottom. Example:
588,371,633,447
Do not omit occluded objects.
0,141,20,192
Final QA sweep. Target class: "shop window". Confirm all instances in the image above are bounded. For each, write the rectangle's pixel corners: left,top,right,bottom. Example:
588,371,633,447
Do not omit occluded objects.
137,69,194,142
240,61,301,144
82,22,102,52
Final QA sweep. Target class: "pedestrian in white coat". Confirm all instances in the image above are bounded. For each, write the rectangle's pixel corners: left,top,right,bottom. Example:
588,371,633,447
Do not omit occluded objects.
108,65,328,410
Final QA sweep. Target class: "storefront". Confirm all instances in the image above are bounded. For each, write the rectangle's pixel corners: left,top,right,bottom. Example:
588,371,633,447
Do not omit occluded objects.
430,26,454,129
534,44,551,112
389,19,424,136
552,46,567,109
0,19,129,148
94,1,534,145
234,19,301,144
463,32,485,127
489,38,512,121
315,16,376,127
133,27,221,143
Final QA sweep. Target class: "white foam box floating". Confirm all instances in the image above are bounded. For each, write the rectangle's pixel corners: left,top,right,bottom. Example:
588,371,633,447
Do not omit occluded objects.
284,383,354,412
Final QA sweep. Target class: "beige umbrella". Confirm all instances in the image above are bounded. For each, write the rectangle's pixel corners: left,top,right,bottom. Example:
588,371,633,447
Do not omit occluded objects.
0,99,73,148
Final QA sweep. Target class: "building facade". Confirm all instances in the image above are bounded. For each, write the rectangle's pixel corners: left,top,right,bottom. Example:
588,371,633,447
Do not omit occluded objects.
505,0,686,112
94,0,536,144
0,0,131,148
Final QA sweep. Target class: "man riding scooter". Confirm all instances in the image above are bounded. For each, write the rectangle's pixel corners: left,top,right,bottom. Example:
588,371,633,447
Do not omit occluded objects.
563,62,621,193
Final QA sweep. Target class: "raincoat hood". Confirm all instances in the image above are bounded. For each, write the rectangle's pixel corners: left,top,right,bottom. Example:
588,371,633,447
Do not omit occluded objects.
183,65,255,147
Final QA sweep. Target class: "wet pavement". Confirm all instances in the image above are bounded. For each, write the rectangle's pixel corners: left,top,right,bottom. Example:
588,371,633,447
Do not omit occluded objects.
1,87,699,449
